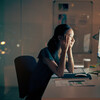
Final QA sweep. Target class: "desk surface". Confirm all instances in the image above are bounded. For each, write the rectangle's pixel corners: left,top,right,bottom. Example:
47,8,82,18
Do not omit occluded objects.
43,67,100,99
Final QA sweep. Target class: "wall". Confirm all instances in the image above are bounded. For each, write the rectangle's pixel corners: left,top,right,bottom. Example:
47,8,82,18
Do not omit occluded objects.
73,0,100,64
0,0,100,87
21,0,52,58
0,0,53,87
0,0,21,87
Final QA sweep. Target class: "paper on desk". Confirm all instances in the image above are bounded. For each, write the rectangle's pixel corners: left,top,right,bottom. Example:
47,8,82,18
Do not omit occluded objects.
68,81,85,87
68,80,95,87
54,79,69,87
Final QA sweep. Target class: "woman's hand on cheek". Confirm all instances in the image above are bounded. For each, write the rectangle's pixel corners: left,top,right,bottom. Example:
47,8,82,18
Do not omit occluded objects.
69,38,75,49
60,37,69,52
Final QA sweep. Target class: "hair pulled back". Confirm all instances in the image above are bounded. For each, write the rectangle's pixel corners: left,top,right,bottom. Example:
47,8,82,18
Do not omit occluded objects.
47,24,71,54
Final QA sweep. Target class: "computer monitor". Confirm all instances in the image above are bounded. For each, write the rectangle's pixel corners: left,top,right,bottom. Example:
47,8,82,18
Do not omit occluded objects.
97,29,100,63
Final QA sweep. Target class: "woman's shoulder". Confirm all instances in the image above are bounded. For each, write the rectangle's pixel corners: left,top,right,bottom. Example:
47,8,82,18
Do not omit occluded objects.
40,47,49,53
41,47,48,50
38,47,54,60
40,47,52,56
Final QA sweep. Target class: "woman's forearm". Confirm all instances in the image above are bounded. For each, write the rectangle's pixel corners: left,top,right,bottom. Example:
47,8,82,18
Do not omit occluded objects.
43,49,68,77
67,48,74,73
57,49,67,77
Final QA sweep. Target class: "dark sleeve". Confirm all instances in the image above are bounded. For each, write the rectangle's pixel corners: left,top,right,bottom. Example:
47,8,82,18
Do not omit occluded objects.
38,48,54,61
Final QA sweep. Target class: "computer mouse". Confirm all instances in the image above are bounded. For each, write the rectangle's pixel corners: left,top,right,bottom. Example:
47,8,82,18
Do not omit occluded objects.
75,74,87,77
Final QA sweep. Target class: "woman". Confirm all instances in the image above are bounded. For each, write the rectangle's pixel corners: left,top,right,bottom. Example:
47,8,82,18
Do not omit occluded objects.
26,24,75,100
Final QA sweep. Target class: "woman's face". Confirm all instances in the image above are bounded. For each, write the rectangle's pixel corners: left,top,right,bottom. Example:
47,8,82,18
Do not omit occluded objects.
64,28,74,42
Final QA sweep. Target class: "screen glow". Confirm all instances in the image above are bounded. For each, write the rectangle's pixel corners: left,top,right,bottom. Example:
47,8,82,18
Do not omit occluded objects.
98,29,100,57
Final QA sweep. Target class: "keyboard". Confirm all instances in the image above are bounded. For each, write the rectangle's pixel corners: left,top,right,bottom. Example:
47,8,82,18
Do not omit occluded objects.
64,68,85,74
52,73,92,80
52,68,92,80
62,73,92,80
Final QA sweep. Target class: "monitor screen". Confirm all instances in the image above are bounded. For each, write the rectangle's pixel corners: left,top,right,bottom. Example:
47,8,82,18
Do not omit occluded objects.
97,29,100,58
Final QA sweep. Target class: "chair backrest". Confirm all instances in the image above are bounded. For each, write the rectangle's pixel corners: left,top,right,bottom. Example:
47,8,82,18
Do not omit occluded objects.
14,55,37,98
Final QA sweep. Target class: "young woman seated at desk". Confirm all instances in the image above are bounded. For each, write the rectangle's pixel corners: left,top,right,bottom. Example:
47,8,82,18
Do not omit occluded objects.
25,24,75,100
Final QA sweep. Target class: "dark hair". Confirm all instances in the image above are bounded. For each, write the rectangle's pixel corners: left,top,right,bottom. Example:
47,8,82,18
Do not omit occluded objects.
47,24,71,54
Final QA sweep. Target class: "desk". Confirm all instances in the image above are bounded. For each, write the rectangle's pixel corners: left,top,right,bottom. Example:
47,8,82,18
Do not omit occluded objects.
43,67,100,100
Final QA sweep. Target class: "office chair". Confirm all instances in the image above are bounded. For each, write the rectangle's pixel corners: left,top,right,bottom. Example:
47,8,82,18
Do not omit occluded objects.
14,55,37,99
